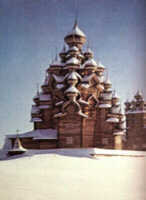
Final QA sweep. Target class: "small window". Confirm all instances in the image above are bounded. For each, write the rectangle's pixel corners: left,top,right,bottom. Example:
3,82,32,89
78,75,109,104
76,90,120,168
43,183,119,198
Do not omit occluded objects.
142,144,146,148
102,138,108,145
133,144,138,149
66,137,73,145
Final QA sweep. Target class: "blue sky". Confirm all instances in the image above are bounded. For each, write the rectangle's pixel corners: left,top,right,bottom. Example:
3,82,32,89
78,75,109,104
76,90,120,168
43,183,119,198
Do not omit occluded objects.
0,0,145,146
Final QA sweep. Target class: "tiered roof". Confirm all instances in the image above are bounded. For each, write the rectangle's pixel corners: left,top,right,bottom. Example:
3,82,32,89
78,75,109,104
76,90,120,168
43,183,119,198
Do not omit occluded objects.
29,20,126,138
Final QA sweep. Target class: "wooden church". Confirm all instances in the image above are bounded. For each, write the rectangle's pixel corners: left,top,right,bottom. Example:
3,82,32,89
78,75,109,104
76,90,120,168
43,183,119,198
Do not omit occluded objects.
125,91,146,151
7,20,126,151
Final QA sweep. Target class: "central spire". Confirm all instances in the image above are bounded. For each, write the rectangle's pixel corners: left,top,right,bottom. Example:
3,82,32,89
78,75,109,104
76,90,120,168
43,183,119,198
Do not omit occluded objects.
64,19,86,49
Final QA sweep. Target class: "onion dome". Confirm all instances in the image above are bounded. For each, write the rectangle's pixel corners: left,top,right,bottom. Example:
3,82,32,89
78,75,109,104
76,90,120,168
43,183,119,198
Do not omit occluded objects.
84,47,93,59
112,91,120,105
82,58,97,70
104,70,112,89
65,71,82,82
65,57,80,69
41,73,50,93
78,53,84,59
67,72,78,80
64,19,86,49
99,92,112,108
97,61,106,72
59,45,67,60
65,86,80,94
33,87,40,104
50,55,64,70
125,99,130,106
134,90,143,101
102,93,112,101
104,77,112,90
68,46,79,53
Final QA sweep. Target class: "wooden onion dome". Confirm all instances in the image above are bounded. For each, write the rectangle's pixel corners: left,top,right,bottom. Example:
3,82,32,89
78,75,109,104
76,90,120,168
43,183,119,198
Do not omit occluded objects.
134,90,143,101
104,77,112,90
59,45,67,62
65,57,80,70
33,90,40,104
83,58,97,70
64,20,86,49
97,62,106,72
84,47,93,59
50,58,64,71
112,91,120,105
41,72,49,93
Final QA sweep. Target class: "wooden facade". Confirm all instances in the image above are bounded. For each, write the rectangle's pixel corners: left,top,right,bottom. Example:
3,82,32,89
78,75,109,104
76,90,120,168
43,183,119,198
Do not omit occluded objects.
125,92,146,151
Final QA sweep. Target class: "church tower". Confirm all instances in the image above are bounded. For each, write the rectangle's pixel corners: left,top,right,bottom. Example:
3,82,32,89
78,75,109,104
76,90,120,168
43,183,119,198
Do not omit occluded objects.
7,21,126,150
125,91,146,150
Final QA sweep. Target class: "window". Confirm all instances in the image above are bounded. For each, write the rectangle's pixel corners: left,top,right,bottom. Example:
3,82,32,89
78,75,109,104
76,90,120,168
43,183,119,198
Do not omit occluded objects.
66,137,73,145
142,144,146,148
102,138,108,145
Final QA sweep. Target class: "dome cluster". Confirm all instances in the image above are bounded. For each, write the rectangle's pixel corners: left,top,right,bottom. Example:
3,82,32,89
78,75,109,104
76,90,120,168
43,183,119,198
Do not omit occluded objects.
31,20,126,144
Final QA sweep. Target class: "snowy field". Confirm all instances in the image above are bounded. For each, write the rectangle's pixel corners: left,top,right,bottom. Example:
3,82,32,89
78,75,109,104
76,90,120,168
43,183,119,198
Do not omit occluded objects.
0,149,145,200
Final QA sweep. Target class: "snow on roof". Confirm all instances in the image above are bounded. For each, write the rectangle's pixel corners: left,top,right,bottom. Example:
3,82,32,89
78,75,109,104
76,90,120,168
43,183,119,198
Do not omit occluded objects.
33,92,39,99
111,106,120,114
83,58,97,67
85,47,93,54
98,75,104,83
135,90,143,97
126,110,146,114
52,74,64,82
113,131,125,136
67,72,78,80
51,59,63,66
104,77,111,85
42,73,50,86
112,91,119,99
66,57,80,65
55,101,64,106
39,105,51,109
39,94,51,101
8,129,58,140
68,46,79,52
98,61,105,69
31,118,42,122
99,104,111,108
102,93,112,100
81,83,90,88
66,21,86,38
78,54,84,59
65,86,79,93
119,108,125,115
56,84,64,89
106,117,119,123
65,71,82,81
82,74,94,82
9,137,27,152
119,122,126,130
31,105,40,114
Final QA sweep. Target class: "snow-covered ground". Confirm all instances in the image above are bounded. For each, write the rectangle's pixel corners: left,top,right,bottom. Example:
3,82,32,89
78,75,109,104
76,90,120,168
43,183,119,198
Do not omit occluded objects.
0,149,145,200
